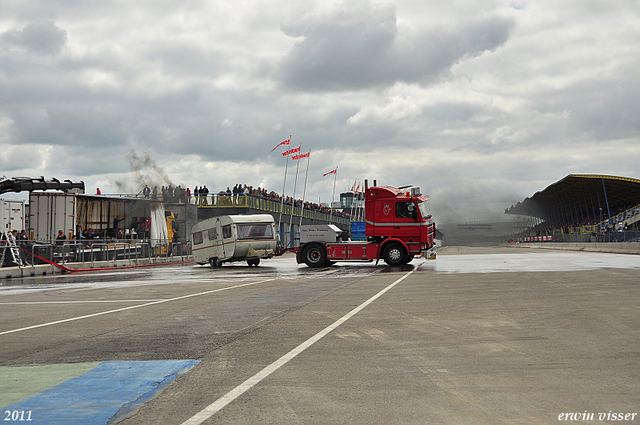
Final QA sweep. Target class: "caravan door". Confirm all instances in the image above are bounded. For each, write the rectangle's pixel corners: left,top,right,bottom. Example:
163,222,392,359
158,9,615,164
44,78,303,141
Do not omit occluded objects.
220,221,234,260
215,219,224,260
203,223,219,262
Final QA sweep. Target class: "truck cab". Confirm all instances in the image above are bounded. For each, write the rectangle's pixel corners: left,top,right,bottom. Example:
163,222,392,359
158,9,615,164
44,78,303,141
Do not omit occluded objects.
297,185,436,267
365,185,434,249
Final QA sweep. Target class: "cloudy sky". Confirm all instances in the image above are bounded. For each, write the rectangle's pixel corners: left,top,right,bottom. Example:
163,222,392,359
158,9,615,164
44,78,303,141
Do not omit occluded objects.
1,0,639,223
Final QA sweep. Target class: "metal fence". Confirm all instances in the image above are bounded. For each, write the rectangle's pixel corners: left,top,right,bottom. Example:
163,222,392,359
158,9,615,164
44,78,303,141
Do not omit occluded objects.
1,237,192,269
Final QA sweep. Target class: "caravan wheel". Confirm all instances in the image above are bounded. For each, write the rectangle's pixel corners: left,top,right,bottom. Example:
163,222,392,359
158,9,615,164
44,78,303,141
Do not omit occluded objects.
247,258,260,267
209,257,221,268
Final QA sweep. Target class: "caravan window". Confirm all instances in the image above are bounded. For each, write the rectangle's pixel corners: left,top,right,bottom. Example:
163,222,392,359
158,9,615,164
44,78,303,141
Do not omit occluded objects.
193,232,203,245
208,228,217,240
237,223,274,240
222,224,232,239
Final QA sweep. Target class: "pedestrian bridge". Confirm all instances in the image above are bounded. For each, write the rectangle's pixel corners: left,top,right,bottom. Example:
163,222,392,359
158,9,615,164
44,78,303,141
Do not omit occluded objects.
187,194,351,226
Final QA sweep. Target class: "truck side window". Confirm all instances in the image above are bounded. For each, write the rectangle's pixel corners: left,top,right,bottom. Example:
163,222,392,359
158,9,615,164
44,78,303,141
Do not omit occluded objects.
396,202,416,219
208,228,217,240
222,225,232,239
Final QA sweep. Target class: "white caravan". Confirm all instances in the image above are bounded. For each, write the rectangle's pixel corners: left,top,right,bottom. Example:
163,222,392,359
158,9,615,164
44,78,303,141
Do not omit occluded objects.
191,214,277,267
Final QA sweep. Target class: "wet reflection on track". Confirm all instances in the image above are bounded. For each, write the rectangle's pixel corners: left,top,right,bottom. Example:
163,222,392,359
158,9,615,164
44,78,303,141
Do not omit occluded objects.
418,250,640,274
0,255,388,295
3,250,639,295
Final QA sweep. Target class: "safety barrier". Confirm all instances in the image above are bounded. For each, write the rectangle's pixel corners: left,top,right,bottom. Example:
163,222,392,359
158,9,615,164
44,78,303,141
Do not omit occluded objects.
113,243,131,265
521,232,640,244
135,242,151,264
168,242,191,261
89,243,109,265
523,236,554,242
1,239,193,270
29,243,52,269
599,231,640,243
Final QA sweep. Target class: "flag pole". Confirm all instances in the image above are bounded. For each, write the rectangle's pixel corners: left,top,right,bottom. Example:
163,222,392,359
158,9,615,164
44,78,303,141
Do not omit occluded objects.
329,166,338,224
353,183,358,220
299,150,311,229
278,135,291,241
288,144,302,247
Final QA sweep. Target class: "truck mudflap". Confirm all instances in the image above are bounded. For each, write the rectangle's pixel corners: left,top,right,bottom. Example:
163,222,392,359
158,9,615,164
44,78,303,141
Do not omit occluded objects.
295,247,302,264
422,245,437,260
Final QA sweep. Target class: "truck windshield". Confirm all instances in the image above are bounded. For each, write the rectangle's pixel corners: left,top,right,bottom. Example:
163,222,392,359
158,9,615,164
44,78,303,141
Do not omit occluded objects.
237,223,274,240
417,201,430,220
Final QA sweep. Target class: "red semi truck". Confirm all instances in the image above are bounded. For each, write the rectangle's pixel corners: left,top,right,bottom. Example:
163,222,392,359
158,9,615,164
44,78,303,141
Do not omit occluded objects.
296,185,436,267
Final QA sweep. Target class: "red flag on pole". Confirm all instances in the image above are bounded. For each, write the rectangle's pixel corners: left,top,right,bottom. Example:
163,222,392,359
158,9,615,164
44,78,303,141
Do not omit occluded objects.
323,168,337,177
292,151,310,160
282,146,301,157
272,138,290,151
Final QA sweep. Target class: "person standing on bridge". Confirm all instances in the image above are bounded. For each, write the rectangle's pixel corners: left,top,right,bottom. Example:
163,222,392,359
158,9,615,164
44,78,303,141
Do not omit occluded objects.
201,185,209,205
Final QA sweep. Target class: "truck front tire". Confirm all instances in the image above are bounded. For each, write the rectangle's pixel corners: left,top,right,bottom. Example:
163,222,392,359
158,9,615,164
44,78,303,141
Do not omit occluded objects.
383,243,406,266
302,243,327,268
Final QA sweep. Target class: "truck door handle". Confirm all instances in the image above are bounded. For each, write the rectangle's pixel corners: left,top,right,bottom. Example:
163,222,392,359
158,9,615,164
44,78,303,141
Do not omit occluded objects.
394,226,400,229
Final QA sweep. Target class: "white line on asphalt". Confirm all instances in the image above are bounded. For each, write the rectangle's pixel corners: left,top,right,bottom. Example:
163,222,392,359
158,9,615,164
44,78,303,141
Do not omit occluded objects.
0,300,164,305
181,263,422,425
0,279,275,336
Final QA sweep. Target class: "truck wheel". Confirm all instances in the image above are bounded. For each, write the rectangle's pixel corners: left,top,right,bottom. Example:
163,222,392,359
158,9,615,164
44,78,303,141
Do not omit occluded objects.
403,255,414,264
383,243,406,266
302,243,326,268
247,258,260,266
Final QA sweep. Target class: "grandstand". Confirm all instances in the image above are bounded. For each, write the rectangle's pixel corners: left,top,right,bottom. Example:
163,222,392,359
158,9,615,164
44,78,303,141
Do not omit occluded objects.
505,174,640,243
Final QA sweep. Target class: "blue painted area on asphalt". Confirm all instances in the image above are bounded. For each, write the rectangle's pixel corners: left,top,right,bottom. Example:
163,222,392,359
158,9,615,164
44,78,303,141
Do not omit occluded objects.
2,359,200,425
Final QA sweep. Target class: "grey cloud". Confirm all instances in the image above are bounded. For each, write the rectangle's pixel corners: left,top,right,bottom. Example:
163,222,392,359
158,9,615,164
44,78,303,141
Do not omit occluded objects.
548,80,640,141
0,21,67,55
278,7,514,91
0,0,636,217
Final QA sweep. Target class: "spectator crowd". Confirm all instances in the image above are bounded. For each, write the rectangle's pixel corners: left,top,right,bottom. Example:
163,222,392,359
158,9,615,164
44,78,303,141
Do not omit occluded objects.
159,183,354,219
